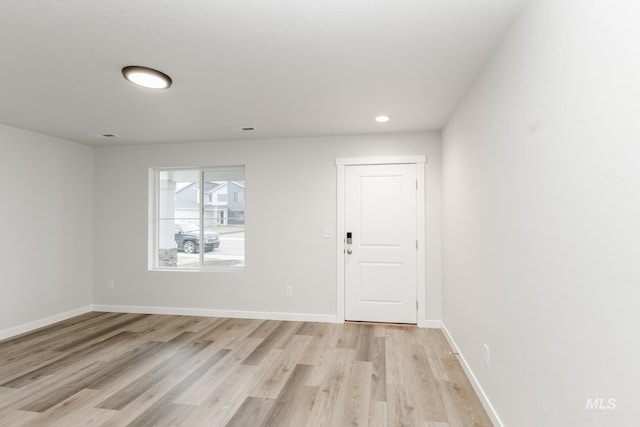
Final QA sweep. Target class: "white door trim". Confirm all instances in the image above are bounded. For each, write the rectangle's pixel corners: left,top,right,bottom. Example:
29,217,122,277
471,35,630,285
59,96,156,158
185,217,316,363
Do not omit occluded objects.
336,155,427,326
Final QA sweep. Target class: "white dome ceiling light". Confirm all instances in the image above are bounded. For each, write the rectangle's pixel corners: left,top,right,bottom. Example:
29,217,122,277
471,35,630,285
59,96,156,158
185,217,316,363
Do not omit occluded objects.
375,115,390,123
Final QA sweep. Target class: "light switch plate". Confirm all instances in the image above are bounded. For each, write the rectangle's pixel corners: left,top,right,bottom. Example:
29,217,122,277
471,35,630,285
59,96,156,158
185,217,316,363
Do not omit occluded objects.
322,228,333,239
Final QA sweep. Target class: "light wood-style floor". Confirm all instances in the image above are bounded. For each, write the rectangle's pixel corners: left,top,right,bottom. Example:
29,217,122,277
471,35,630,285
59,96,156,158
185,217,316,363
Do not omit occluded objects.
0,312,492,426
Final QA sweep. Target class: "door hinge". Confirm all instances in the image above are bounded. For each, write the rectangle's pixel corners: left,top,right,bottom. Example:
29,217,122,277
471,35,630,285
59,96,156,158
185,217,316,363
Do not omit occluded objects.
416,240,418,250
416,179,418,190
416,300,418,309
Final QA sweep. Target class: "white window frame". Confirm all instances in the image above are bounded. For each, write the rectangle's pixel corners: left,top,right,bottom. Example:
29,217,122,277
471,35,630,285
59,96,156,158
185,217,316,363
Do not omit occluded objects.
148,166,245,272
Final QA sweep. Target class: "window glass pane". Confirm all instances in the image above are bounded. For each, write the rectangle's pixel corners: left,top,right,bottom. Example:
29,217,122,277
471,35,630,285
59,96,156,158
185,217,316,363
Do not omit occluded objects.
202,169,245,270
157,169,200,268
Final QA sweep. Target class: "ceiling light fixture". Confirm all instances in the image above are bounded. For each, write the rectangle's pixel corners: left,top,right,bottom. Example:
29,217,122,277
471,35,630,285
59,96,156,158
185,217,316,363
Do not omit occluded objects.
375,115,390,123
122,66,172,89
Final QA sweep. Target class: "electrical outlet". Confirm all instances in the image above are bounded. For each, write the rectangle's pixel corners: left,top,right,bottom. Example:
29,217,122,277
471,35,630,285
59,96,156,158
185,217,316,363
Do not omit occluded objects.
285,286,293,297
483,344,490,367
107,280,115,291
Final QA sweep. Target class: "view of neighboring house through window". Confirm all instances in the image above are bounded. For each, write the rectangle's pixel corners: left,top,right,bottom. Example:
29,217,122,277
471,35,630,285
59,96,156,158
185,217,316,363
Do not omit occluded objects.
151,166,245,271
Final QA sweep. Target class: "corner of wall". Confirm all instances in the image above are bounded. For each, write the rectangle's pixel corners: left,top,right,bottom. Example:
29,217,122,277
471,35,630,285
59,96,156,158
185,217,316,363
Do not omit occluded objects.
440,322,504,427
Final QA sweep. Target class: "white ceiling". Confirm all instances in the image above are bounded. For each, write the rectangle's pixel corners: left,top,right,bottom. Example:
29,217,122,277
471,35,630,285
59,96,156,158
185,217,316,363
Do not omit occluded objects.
0,0,523,146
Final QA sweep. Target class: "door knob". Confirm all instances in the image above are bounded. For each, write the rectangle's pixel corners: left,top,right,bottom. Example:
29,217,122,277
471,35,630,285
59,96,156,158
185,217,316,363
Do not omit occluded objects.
346,249,353,254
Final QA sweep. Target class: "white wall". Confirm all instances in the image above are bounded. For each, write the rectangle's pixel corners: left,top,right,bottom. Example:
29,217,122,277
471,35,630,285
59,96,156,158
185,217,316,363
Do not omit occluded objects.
0,124,93,336
442,1,640,425
93,132,442,323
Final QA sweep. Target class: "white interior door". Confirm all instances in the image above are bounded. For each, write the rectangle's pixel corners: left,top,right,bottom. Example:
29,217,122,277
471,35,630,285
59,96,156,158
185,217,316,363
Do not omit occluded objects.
344,164,417,324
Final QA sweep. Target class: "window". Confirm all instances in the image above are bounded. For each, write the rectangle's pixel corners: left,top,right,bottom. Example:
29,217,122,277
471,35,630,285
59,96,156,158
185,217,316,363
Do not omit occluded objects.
150,166,245,271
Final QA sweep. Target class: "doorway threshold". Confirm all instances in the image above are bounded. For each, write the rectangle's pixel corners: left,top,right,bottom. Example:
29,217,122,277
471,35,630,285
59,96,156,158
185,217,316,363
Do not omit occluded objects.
345,320,418,328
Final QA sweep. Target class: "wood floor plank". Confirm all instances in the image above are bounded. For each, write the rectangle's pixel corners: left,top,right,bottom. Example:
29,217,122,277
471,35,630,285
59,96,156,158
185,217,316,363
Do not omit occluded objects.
0,371,70,413
305,348,357,426
436,380,470,427
18,361,107,413
0,349,64,384
384,329,407,387
242,320,301,366
177,363,269,426
369,400,388,427
0,311,112,353
430,329,458,359
53,314,148,352
97,343,219,410
176,336,284,427
249,334,312,399
246,319,279,339
354,324,375,361
405,344,448,423
172,336,262,406
442,358,494,427
306,333,352,387
370,336,387,402
0,313,494,427
373,324,387,338
167,315,223,334
295,321,317,336
2,331,137,388
197,318,262,348
124,348,230,426
298,322,340,366
261,363,313,426
274,385,319,427
130,403,198,427
427,351,451,382
0,409,42,427
0,386,13,401
341,360,373,426
224,396,274,427
128,315,204,342
335,323,363,349
387,383,421,426
26,389,114,427
20,341,170,412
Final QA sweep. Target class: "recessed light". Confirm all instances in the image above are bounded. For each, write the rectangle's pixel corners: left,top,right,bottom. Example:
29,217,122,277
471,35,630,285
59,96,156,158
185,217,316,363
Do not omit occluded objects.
375,115,390,123
122,66,172,89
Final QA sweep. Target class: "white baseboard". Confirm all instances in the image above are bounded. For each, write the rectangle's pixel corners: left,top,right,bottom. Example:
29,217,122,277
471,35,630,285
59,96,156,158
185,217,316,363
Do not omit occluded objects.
0,305,93,341
0,303,437,340
92,304,340,324
440,322,504,427
423,319,443,328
